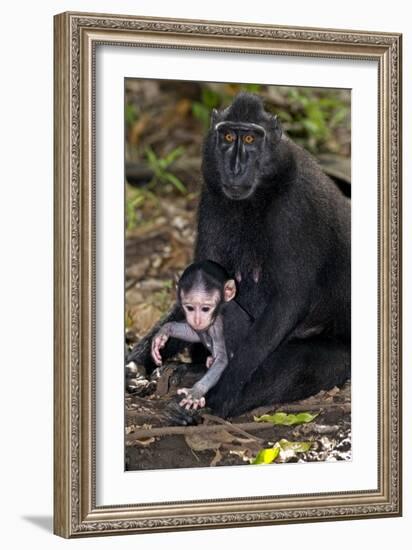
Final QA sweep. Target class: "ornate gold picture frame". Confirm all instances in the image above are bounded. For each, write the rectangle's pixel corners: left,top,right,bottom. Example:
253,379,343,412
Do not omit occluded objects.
53,11,402,538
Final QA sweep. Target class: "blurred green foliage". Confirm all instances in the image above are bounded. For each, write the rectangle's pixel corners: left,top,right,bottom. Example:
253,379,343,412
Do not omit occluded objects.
125,103,139,128
276,88,349,153
125,146,187,230
145,146,187,194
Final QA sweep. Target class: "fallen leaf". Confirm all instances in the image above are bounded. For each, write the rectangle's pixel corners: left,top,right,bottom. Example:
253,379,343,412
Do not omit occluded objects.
251,447,280,465
254,411,319,426
126,436,155,448
184,429,234,452
251,439,312,465
210,449,223,467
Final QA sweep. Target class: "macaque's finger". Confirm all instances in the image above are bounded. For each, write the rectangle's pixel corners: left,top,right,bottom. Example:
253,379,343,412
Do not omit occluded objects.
152,349,162,366
158,335,168,348
192,398,205,410
151,341,162,365
152,334,168,365
177,388,188,396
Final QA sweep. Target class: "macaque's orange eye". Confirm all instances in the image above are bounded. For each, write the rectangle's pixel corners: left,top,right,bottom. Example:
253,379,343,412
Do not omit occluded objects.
225,133,235,143
243,134,255,144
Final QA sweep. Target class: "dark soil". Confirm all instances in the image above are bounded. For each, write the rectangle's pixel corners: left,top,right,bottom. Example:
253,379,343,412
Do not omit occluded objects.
125,362,351,471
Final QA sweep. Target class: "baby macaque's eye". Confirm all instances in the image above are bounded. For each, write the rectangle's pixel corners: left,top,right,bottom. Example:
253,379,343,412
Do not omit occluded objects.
185,305,194,312
201,306,211,313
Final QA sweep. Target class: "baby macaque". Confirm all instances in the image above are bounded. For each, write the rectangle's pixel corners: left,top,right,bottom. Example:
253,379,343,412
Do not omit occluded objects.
151,260,236,410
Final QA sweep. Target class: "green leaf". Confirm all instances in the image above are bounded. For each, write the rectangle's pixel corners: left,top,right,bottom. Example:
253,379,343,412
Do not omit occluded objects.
163,172,187,194
201,87,221,109
251,446,280,465
254,411,319,426
163,146,185,167
145,146,158,167
125,103,138,126
251,439,312,465
241,83,262,94
192,101,211,128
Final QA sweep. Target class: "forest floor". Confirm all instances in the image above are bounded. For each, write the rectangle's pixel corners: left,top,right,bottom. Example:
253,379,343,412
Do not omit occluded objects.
125,365,351,471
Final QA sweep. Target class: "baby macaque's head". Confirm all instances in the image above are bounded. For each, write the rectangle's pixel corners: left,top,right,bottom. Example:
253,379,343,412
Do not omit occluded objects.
177,261,236,331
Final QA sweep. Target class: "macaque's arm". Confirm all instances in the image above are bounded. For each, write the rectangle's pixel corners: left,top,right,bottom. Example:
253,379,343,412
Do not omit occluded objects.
162,322,201,343
151,322,201,366
180,316,228,404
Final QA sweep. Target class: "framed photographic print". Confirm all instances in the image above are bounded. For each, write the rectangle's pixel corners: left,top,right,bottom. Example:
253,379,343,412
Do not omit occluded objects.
53,11,402,538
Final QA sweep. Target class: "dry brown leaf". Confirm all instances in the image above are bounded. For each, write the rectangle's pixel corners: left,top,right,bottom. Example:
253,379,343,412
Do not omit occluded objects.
129,113,151,145
184,429,235,452
210,449,223,467
126,436,155,448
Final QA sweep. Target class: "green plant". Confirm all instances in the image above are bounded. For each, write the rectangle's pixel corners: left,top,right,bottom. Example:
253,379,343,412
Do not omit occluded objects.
125,185,155,231
125,102,139,127
145,146,187,194
192,87,223,129
125,147,187,231
277,88,349,153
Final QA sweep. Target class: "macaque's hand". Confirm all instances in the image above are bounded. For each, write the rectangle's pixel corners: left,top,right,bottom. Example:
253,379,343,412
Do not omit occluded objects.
206,356,214,369
151,329,170,366
177,386,206,410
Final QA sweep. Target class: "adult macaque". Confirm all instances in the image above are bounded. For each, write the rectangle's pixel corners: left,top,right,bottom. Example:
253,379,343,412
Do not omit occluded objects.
151,261,237,410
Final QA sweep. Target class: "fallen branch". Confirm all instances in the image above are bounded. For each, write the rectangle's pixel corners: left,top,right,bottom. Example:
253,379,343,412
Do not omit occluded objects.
126,401,350,442
126,419,276,442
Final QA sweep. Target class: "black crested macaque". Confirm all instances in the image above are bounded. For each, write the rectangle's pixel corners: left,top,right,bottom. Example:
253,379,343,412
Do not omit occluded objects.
127,92,350,421
151,260,242,410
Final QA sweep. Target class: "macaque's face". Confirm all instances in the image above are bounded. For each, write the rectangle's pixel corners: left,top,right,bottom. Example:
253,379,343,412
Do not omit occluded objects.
181,289,221,331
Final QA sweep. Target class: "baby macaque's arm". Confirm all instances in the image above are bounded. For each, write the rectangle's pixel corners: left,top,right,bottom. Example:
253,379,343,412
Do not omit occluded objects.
178,317,227,409
151,322,201,366
163,322,201,343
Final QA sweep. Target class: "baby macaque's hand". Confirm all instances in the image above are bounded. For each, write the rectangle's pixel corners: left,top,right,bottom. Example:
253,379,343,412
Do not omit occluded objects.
151,329,170,366
177,387,206,410
206,356,214,369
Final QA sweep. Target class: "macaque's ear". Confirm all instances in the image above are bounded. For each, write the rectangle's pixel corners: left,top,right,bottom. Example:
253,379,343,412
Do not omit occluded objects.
223,279,236,302
210,108,219,128
268,113,282,140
